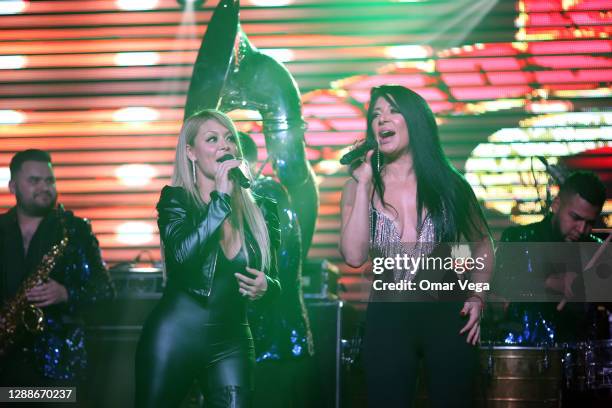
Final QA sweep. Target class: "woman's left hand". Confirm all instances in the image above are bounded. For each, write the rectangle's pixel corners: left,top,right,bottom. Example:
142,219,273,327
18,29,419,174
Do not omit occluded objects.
459,297,482,345
235,267,268,300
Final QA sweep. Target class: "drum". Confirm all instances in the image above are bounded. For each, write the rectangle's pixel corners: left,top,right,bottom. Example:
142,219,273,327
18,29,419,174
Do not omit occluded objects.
476,344,563,408
562,340,612,408
564,340,612,390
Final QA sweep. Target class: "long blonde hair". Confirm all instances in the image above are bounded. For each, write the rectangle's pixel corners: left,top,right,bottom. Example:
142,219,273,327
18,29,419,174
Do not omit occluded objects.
171,109,271,271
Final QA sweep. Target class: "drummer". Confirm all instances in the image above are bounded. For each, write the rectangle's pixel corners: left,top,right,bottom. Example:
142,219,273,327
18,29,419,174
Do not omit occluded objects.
490,171,607,344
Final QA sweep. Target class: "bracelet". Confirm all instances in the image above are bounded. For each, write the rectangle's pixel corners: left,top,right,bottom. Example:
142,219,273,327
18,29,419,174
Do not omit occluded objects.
467,293,485,310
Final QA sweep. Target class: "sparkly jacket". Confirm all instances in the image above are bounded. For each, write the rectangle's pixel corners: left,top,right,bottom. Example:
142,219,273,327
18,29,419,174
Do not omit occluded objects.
492,214,601,343
246,178,314,361
0,207,115,381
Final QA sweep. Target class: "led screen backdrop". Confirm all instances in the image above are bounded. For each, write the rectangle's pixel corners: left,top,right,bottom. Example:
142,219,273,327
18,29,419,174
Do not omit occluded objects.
0,0,610,301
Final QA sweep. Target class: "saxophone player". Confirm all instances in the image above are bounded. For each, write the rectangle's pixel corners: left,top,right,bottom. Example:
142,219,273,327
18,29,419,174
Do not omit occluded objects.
0,150,114,396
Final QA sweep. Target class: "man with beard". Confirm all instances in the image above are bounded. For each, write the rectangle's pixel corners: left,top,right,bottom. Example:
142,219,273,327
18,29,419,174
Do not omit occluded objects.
0,150,114,401
491,171,607,344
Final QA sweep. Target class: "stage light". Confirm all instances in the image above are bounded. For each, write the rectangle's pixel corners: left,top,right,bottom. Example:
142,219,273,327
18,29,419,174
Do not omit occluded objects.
116,222,155,245
464,99,526,115
553,88,611,98
527,101,571,114
115,164,157,187
314,160,342,175
176,0,205,8
112,107,160,122
0,55,26,69
227,109,263,122
0,110,25,124
511,214,545,226
0,0,27,14
116,0,159,10
249,0,292,6
260,48,294,62
384,45,431,60
114,52,159,66
0,168,10,189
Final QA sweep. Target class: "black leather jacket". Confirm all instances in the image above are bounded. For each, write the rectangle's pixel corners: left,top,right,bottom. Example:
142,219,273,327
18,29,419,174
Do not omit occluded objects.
157,185,281,300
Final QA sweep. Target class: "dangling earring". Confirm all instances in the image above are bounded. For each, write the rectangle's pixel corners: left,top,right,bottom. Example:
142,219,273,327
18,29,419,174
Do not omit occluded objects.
376,149,382,173
191,159,196,184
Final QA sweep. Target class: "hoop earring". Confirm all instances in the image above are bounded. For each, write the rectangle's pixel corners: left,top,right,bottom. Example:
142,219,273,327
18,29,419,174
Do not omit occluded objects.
191,159,196,184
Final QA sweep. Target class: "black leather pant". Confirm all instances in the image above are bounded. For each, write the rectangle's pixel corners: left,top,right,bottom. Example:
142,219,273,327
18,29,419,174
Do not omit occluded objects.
134,289,254,408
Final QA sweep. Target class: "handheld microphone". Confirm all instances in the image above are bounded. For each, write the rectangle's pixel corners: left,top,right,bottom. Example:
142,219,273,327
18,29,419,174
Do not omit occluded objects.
340,139,377,165
218,154,251,189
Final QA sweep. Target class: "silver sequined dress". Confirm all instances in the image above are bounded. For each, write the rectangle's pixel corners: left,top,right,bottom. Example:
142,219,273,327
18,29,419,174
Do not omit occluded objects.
369,206,436,282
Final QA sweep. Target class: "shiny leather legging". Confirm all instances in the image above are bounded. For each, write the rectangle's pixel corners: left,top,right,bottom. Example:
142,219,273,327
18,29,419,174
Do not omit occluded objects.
134,289,255,408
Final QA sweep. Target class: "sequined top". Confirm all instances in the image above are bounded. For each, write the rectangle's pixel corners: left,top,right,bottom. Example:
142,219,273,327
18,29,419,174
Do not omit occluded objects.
0,207,115,381
489,214,600,345
369,206,436,282
247,177,314,361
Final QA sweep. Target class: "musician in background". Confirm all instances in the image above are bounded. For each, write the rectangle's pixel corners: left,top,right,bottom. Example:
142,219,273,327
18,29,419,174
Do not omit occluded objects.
492,171,607,344
0,149,114,393
239,132,315,408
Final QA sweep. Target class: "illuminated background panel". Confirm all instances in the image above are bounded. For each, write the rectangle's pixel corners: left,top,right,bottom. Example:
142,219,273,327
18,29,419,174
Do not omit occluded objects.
0,0,610,302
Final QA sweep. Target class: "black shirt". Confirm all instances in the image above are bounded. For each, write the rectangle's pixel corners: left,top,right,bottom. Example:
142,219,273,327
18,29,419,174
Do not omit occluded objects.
0,208,65,304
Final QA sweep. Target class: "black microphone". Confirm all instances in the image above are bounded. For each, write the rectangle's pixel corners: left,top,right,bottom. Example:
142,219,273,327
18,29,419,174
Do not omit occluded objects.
218,154,251,189
340,138,377,165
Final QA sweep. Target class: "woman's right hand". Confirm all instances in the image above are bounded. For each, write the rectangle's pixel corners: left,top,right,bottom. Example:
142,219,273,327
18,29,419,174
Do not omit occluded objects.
349,145,374,185
214,158,242,195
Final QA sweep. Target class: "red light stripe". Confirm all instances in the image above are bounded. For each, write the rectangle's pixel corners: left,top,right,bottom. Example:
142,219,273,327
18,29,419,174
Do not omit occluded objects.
526,11,612,27
534,69,612,83
0,193,160,207
529,55,612,69
0,151,175,165
0,109,183,123
75,207,158,220
441,73,487,86
437,57,525,73
522,0,612,12
0,123,180,138
528,40,612,55
0,96,186,110
523,26,612,40
450,86,532,100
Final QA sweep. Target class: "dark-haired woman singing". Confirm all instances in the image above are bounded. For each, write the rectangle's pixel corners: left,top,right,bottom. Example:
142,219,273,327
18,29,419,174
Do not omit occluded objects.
340,85,493,408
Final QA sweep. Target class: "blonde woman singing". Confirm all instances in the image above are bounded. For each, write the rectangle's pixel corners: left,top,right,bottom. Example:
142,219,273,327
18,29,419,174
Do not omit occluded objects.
135,110,281,408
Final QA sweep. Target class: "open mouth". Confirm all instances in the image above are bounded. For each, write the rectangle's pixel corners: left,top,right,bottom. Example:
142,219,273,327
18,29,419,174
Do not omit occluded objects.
379,129,395,142
216,154,235,163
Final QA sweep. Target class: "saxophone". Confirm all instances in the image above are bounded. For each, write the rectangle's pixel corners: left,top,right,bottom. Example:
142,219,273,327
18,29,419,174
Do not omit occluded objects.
0,211,69,357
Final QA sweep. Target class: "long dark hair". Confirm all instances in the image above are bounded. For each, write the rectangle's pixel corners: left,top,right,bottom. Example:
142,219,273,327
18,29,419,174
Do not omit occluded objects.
366,85,489,242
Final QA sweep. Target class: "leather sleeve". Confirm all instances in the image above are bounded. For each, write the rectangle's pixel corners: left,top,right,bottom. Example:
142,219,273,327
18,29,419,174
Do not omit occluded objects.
258,196,282,301
157,186,231,265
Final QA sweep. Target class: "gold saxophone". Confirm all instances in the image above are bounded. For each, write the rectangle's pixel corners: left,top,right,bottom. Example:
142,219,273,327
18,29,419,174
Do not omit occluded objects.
0,216,69,357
